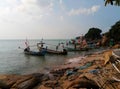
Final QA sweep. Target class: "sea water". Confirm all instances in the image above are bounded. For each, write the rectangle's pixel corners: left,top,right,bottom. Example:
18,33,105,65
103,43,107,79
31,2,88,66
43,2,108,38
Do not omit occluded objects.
0,39,99,74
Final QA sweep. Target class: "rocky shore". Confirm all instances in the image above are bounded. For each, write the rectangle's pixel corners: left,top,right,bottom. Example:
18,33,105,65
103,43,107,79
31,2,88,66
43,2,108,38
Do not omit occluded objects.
0,48,120,89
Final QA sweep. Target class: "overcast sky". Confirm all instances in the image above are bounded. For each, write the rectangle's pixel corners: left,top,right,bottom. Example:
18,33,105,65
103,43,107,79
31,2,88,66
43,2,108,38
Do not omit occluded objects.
0,0,120,39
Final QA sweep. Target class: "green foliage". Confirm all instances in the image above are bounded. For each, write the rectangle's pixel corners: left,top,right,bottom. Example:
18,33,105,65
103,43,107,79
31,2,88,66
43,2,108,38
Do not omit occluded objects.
109,20,120,42
105,0,120,6
85,28,102,40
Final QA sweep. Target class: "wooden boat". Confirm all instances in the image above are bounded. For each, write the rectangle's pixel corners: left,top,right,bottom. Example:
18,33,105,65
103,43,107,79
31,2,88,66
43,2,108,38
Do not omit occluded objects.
66,47,89,52
46,48,67,55
24,48,46,56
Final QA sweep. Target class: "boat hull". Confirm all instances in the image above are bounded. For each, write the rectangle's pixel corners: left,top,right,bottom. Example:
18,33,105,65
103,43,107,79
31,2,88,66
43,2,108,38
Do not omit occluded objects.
24,49,46,56
66,47,89,52
24,51,45,56
46,49,67,55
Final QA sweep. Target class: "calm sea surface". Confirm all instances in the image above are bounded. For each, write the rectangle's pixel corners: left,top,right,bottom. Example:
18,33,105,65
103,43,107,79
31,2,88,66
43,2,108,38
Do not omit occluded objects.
0,39,102,74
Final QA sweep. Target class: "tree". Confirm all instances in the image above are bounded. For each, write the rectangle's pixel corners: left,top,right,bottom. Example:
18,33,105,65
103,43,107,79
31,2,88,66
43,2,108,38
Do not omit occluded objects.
85,28,102,40
109,20,120,42
105,0,120,6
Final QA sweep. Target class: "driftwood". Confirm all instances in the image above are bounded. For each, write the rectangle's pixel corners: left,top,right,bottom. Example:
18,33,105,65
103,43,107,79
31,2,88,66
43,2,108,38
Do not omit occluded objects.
112,63,120,73
103,50,112,65
112,76,120,82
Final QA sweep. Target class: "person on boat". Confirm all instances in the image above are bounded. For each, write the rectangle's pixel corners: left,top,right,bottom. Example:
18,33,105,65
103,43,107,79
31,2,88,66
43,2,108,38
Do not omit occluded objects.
46,46,48,50
59,43,64,50
58,43,60,46
37,43,43,52
24,46,30,52
56,45,58,51
63,49,67,54
96,40,101,47
74,43,77,49
77,36,82,49
82,39,87,48
66,41,69,46
41,44,43,48
109,38,114,47
62,44,64,49
24,39,30,52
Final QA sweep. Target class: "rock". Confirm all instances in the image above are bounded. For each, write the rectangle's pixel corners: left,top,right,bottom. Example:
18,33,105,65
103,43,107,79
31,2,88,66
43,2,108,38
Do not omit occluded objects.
118,84,120,89
0,74,21,89
37,84,63,89
60,76,68,81
12,75,33,88
0,75,7,80
112,44,120,49
12,73,44,89
42,74,49,81
44,80,58,88
66,76,99,89
31,73,44,82
48,73,55,80
16,78,38,89
6,75,23,87
68,73,80,81
0,80,10,89
37,85,52,89
0,75,9,89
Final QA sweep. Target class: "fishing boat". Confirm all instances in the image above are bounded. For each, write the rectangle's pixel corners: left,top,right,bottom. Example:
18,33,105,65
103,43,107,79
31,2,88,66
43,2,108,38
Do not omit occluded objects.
46,48,67,55
24,47,46,56
23,41,46,56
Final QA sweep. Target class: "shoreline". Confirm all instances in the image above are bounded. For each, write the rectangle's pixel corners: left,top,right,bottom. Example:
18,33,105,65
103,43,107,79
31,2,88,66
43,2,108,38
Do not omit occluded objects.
0,48,120,89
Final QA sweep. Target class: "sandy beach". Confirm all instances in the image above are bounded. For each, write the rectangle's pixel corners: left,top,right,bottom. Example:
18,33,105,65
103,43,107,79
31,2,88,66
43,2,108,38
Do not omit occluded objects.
0,48,120,89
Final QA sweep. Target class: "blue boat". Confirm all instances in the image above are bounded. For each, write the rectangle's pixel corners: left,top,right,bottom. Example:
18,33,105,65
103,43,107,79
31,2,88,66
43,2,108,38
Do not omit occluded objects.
24,47,46,56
